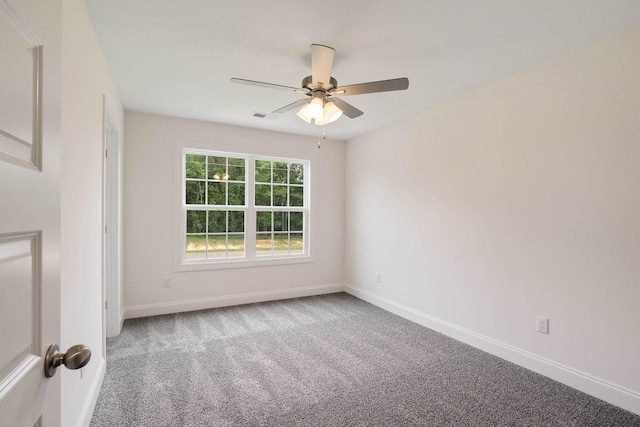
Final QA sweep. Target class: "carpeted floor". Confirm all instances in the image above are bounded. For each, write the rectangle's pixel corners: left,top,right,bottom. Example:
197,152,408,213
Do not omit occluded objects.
90,293,640,426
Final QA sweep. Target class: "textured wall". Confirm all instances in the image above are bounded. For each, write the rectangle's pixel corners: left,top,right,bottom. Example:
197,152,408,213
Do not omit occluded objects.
345,25,640,412
60,0,124,424
123,112,345,315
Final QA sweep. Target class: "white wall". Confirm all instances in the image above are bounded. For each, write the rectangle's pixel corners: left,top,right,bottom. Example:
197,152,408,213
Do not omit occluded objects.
345,25,640,414
60,0,124,425
123,112,344,317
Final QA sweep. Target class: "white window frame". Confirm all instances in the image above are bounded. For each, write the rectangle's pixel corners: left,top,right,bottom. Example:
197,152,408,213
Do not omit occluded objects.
175,145,313,271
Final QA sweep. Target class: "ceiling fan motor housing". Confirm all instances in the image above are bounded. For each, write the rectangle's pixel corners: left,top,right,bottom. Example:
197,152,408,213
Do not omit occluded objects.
302,75,337,92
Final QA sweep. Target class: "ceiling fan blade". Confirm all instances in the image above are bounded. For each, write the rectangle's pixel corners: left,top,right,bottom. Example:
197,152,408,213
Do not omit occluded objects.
271,98,310,114
311,44,335,89
331,98,364,119
231,78,307,93
330,77,409,96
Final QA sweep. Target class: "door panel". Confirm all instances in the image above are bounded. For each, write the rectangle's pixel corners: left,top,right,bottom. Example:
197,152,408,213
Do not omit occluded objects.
0,0,42,170
0,0,60,425
0,235,37,379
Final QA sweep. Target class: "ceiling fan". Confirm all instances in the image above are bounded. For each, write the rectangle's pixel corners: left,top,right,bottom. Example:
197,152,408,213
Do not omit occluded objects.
231,44,409,126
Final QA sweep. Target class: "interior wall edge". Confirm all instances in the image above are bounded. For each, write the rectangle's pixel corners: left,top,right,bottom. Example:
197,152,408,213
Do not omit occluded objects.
118,309,125,334
344,283,640,416
124,283,346,320
76,357,106,427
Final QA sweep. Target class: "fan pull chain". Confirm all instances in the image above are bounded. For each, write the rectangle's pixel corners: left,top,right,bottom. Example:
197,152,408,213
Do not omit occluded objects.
318,131,326,149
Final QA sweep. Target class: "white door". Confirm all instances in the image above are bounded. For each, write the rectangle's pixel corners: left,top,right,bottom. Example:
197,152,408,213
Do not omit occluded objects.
0,0,63,425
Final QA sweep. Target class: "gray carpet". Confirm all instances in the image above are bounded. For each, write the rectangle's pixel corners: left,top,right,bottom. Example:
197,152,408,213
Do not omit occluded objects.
91,293,640,426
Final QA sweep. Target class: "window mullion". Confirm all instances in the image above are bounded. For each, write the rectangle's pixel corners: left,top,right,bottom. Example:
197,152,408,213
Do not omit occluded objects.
204,155,208,205
270,161,275,257
245,156,256,259
271,210,275,256
225,157,229,206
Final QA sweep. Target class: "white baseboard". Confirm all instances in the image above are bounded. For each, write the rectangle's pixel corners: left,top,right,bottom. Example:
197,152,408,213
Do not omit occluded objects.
119,308,125,333
344,283,640,416
77,357,106,427
124,283,345,319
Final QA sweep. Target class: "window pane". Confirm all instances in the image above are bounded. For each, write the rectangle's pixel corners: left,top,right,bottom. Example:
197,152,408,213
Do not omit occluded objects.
274,233,289,255
273,185,287,206
208,156,227,180
290,212,303,232
289,163,304,185
207,211,226,233
290,233,303,255
255,184,271,206
255,160,271,183
274,212,288,232
207,235,226,259
256,211,272,232
256,233,272,256
273,162,288,184
186,181,205,205
228,211,245,233
187,210,206,233
228,235,244,258
228,165,245,182
186,235,206,259
185,154,206,179
208,181,226,205
228,182,245,206
228,158,245,182
289,186,304,207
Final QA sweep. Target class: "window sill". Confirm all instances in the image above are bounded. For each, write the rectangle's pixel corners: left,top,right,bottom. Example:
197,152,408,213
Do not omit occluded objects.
174,254,314,272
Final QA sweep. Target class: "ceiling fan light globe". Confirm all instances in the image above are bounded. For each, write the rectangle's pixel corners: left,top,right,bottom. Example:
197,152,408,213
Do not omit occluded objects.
324,101,343,123
307,98,324,119
314,115,328,126
296,106,312,123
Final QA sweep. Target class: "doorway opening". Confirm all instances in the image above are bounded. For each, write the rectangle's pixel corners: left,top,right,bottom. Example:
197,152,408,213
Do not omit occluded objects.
103,100,121,343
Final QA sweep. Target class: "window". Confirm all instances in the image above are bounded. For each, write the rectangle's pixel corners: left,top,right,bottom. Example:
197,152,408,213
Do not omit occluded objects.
254,160,305,257
181,149,310,268
185,153,246,260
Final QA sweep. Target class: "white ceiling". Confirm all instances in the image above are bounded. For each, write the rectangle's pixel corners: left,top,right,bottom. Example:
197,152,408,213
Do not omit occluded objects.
85,0,640,141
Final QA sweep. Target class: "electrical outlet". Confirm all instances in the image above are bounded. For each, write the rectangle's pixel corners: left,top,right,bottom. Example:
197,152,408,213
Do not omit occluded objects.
537,316,549,334
162,279,170,288
375,273,381,283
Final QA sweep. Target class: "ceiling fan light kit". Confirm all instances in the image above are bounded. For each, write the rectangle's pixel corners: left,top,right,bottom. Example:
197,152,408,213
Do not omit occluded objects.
307,94,325,119
296,105,313,123
231,44,409,127
322,101,343,122
295,98,342,126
